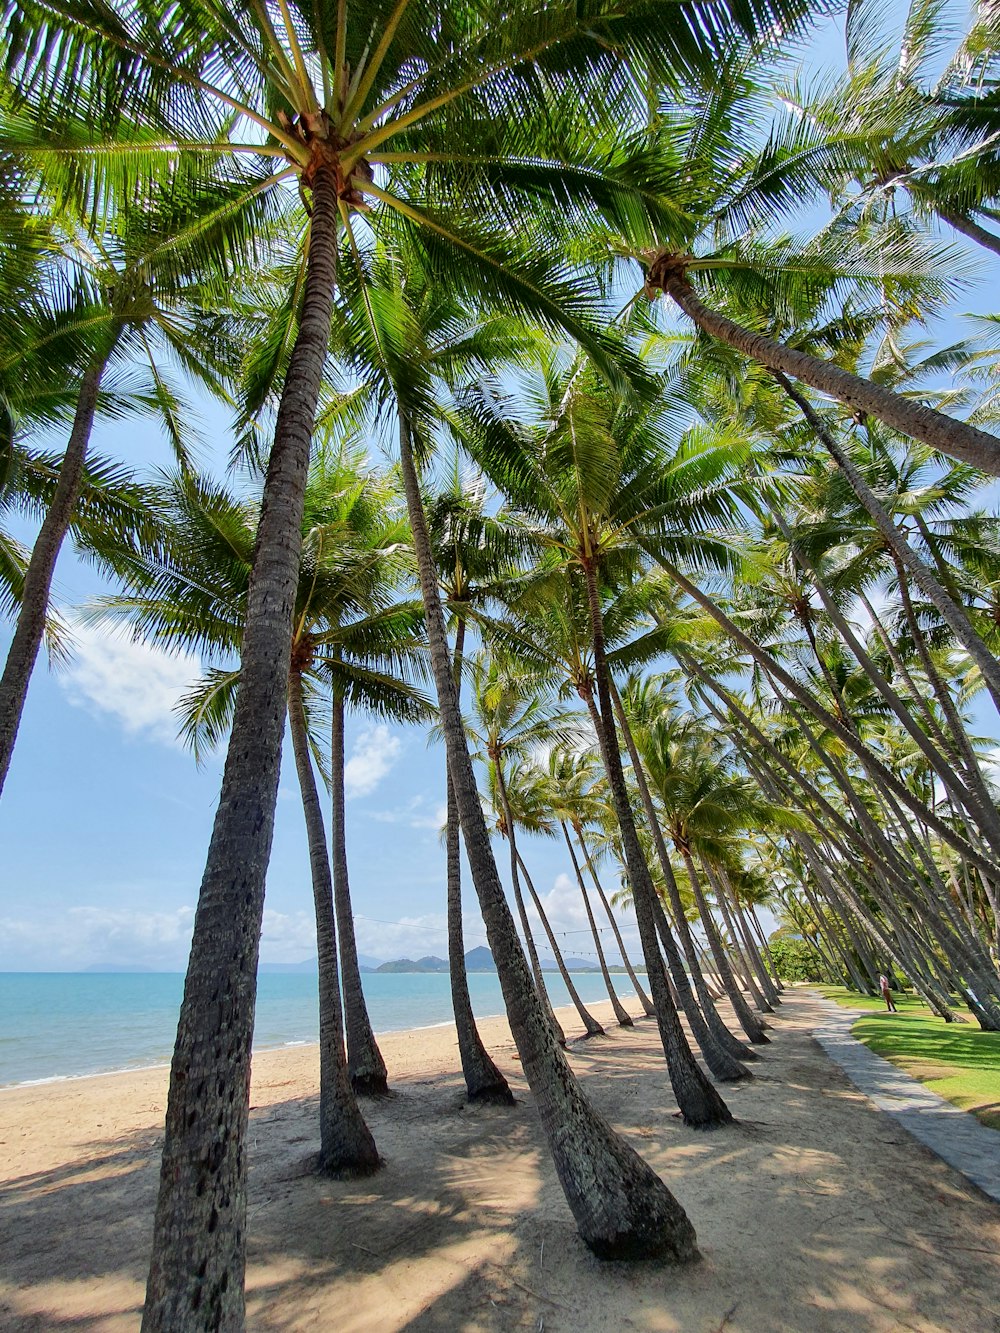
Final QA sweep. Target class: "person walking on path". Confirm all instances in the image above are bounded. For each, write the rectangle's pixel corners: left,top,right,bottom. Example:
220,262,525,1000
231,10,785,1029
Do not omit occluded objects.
879,974,898,1013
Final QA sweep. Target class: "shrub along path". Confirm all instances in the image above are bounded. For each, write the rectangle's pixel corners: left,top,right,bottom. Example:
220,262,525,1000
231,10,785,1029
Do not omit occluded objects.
812,991,1000,1206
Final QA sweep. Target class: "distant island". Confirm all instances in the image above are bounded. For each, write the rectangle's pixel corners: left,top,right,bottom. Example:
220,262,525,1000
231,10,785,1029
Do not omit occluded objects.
260,946,635,975
367,946,611,974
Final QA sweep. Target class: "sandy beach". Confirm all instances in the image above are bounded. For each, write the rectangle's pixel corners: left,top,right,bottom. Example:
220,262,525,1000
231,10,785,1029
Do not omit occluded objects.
1,987,998,1331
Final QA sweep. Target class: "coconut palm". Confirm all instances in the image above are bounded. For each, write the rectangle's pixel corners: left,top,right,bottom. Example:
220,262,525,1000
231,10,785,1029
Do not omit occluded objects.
543,748,635,1026
425,464,520,1102
0,164,245,796
465,356,740,1127
11,0,825,1296
468,651,603,1038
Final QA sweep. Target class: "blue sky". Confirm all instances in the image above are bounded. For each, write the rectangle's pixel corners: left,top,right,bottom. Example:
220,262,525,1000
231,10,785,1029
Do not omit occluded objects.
2,0,998,973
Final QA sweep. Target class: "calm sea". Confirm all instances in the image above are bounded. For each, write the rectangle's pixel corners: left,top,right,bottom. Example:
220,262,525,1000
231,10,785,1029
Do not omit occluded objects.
0,970,647,1087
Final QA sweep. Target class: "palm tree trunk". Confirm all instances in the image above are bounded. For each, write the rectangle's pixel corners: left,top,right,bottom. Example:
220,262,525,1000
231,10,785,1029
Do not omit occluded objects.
397,411,697,1261
0,338,115,797
287,672,380,1173
649,890,751,1082
729,891,780,1005
937,207,1000,259
649,262,1000,474
706,863,772,1014
512,843,605,1037
330,692,388,1095
142,165,342,1332
498,805,566,1044
578,831,656,1016
561,822,633,1025
607,679,755,1067
446,619,513,1103
776,374,1000,705
681,847,769,1044
580,557,733,1128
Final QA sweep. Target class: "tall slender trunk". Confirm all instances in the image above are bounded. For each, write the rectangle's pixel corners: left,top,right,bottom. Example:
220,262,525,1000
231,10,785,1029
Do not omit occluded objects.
512,843,605,1037
777,375,1000,705
681,846,769,1044
0,337,116,796
561,822,633,1025
580,558,733,1128
446,619,513,1104
331,692,388,1095
498,802,566,1045
663,561,1000,885
142,166,341,1332
397,413,697,1261
578,831,656,1017
648,261,1000,474
706,862,772,1014
649,890,751,1081
288,672,380,1172
607,679,754,1068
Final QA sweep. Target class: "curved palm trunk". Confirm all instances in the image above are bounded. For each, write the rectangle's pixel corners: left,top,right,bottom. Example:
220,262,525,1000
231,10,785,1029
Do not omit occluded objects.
649,263,1000,475
0,339,115,797
580,559,733,1129
607,680,755,1067
649,889,751,1082
706,864,772,1014
681,847,769,1045
142,166,342,1331
938,207,1000,259
561,822,633,1025
331,693,388,1095
730,893,780,1006
665,561,1000,887
446,620,513,1104
500,811,566,1044
776,375,1000,707
511,841,605,1037
578,831,656,1017
288,673,381,1172
398,413,697,1261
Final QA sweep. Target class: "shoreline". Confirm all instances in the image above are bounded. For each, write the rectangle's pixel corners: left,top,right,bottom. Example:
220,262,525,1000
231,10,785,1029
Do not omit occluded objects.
2,990,998,1332
0,972,649,1090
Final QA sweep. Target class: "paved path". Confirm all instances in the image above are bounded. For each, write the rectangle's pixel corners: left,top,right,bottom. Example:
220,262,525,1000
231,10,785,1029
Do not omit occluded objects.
812,994,1000,1206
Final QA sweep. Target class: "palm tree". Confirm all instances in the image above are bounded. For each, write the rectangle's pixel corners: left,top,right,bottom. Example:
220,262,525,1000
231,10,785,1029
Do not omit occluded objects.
93,454,429,1172
11,0,811,1300
465,357,738,1127
426,465,518,1102
544,749,635,1026
469,652,603,1038
0,166,242,795
329,235,706,1255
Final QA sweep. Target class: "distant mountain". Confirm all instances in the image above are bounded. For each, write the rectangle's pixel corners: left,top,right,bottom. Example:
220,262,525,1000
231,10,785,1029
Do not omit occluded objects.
375,955,448,973
463,945,497,971
539,955,599,972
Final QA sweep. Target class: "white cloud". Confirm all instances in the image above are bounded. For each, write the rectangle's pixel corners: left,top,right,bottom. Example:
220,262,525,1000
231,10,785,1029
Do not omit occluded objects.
344,725,401,798
0,904,344,971
0,904,196,970
367,794,447,831
59,620,202,746
260,908,318,962
523,870,642,967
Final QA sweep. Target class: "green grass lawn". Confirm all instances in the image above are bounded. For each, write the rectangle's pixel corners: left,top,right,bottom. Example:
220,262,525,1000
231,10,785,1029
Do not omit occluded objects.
813,985,1000,1131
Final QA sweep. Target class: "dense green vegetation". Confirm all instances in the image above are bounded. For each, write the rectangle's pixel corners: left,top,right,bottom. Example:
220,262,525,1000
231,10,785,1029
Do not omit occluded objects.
3,0,1000,1326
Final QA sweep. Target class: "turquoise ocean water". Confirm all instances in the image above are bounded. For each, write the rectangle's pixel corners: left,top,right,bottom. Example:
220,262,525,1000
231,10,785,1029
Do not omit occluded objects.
0,970,647,1087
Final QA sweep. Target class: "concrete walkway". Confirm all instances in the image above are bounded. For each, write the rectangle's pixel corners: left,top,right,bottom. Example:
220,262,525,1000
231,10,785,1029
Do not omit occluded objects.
812,994,1000,1205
